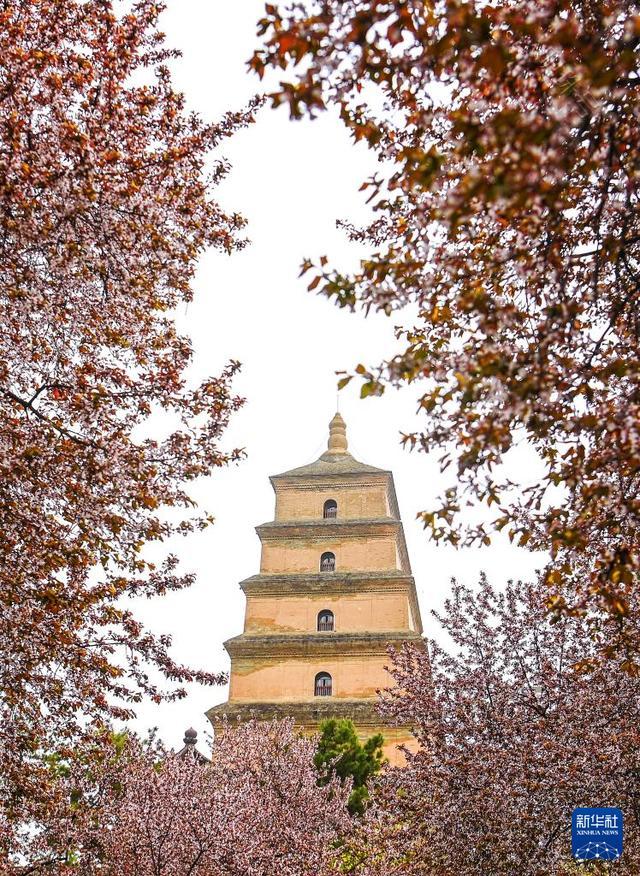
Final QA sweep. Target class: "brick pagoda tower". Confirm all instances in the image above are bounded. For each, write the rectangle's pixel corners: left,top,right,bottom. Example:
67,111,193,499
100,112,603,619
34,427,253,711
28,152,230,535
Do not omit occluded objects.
207,413,423,763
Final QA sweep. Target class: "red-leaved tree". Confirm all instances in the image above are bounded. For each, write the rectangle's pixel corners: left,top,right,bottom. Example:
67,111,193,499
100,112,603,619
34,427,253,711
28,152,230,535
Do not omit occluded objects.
12,720,350,875
251,0,640,657
0,0,256,846
348,576,640,875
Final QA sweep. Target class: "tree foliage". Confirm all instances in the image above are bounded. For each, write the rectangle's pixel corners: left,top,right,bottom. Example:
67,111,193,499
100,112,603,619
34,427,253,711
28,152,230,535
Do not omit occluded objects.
314,718,384,815
252,0,640,656
8,719,351,874
347,575,640,875
0,0,255,843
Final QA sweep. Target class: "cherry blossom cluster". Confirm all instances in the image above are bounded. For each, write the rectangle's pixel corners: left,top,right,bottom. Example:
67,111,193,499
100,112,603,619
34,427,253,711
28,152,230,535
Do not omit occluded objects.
10,719,351,875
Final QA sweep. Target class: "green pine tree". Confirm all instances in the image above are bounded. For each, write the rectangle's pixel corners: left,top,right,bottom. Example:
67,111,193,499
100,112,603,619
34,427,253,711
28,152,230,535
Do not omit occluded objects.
314,718,385,816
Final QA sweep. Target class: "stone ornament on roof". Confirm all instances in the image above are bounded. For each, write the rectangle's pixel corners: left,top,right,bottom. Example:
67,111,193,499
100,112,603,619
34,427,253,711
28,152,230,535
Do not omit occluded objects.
177,727,209,763
326,412,348,454
273,413,388,478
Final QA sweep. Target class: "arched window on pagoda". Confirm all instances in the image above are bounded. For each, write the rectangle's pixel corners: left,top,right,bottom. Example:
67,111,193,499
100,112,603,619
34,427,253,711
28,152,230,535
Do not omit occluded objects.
320,552,335,572
317,610,334,632
323,499,337,519
314,672,332,697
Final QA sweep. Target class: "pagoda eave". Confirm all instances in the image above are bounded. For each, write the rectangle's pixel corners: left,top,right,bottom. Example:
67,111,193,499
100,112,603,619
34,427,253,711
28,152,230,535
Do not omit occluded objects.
207,698,393,728
255,518,402,539
224,631,425,658
240,570,416,591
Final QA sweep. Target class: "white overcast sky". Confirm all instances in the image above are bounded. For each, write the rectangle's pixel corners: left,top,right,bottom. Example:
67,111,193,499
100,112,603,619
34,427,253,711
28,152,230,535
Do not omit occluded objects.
130,0,544,750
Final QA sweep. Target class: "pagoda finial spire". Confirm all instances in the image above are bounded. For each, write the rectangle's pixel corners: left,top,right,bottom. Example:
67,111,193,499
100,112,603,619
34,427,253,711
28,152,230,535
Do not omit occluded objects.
326,412,348,455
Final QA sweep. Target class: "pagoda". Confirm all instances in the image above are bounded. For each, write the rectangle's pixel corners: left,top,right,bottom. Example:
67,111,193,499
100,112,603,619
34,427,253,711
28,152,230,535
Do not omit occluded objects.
207,413,423,763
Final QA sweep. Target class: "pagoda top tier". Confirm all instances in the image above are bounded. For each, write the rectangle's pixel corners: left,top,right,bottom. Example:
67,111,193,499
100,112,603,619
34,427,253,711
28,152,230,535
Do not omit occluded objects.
272,413,388,480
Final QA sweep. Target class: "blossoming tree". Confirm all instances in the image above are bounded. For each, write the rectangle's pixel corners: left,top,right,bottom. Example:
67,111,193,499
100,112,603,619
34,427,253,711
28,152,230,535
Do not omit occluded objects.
15,720,350,876
252,0,640,657
0,0,255,848
349,576,640,875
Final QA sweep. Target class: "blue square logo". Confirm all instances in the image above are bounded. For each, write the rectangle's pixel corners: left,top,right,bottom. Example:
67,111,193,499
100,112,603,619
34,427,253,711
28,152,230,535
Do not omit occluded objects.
572,808,623,861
